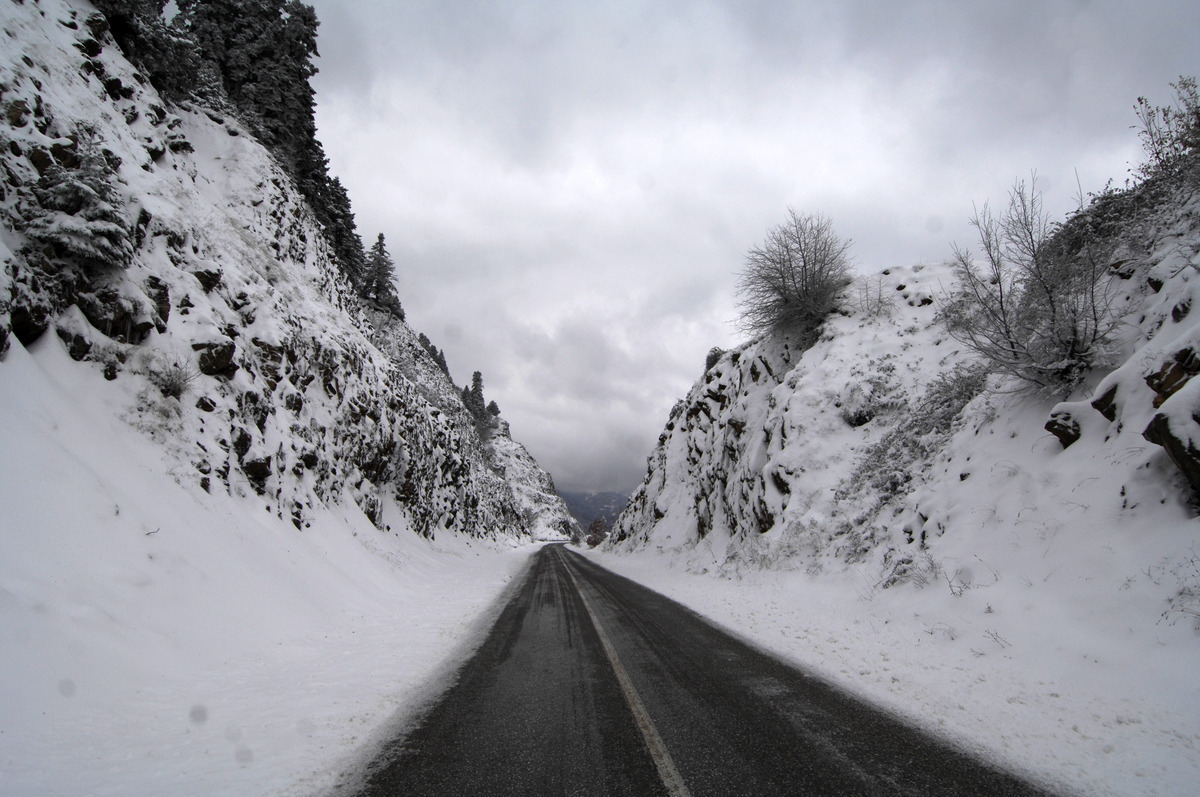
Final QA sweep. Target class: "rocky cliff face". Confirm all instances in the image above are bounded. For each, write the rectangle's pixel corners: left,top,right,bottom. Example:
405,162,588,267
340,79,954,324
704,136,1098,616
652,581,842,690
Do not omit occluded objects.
608,263,971,573
610,172,1200,585
0,0,573,541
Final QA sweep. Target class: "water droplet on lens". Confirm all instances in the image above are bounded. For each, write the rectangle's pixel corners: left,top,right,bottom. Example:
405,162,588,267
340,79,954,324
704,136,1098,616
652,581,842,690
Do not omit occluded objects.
57,679,76,697
235,745,253,764
190,704,208,723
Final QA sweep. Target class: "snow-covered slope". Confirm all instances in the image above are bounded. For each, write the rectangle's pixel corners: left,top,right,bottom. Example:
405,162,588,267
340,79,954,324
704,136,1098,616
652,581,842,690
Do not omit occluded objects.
602,182,1200,792
0,0,573,793
0,337,535,795
486,418,579,541
0,0,573,543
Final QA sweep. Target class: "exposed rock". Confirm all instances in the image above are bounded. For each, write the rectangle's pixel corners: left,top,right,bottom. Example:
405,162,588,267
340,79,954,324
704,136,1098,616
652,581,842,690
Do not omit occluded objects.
10,303,51,345
1090,384,1119,422
6,98,30,128
55,326,91,361
145,276,169,329
1045,407,1081,448
78,290,154,344
1143,412,1200,495
242,456,272,495
192,339,237,378
49,138,79,168
1173,298,1191,323
191,268,222,293
74,38,102,58
1146,347,1200,408
27,146,53,175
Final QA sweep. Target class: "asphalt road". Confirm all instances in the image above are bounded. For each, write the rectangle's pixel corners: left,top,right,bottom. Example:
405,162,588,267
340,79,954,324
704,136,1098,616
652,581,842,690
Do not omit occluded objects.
354,544,1052,796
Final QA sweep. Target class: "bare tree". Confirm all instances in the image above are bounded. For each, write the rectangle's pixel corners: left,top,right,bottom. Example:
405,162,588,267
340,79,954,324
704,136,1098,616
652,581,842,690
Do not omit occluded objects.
1134,76,1200,180
941,175,1119,394
736,210,853,339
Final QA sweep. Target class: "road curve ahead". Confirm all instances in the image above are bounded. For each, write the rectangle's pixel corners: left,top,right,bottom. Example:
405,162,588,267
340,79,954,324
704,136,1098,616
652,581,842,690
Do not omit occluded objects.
354,544,1051,797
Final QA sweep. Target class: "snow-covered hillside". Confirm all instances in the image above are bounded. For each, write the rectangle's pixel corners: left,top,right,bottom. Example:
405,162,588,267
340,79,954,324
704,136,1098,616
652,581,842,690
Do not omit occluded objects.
0,0,572,792
602,173,1200,791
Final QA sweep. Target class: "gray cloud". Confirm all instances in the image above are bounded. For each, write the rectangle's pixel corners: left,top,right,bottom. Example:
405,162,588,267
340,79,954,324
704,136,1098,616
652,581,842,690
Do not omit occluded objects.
306,0,1200,493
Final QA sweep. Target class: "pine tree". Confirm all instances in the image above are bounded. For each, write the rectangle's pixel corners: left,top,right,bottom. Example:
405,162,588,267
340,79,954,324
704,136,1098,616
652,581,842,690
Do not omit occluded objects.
318,177,365,287
363,233,399,309
417,333,451,375
467,371,486,419
93,0,202,100
176,0,323,191
24,128,133,273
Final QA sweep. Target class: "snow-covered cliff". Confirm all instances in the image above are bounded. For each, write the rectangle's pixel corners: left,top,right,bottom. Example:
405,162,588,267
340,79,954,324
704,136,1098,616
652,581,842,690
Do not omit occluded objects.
600,152,1200,794
609,184,1200,589
0,0,572,542
0,2,573,791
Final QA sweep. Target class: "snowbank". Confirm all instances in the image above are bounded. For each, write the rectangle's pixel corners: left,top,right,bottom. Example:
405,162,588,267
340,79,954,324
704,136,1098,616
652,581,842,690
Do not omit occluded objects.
583,540,1199,797
0,334,537,796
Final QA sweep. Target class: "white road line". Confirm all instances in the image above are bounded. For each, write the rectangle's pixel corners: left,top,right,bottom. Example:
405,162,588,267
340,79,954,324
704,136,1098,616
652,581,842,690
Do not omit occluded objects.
563,557,693,797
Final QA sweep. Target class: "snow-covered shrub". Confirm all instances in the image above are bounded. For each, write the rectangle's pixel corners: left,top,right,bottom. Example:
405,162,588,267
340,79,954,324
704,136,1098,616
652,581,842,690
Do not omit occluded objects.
1134,76,1200,182
22,126,133,273
1161,549,1200,629
838,362,900,428
878,550,944,589
144,350,199,399
940,176,1120,395
856,275,895,318
838,362,988,502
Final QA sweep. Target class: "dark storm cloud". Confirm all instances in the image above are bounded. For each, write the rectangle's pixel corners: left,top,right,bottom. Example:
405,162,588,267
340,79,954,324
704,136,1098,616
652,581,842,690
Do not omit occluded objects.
306,0,1200,493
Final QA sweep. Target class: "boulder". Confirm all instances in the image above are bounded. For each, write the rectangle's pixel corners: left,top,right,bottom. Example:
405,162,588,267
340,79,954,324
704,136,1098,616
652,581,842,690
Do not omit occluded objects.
1143,412,1200,495
1090,384,1119,422
1045,407,1081,448
192,339,237,378
242,456,272,495
55,326,91,361
1146,347,1200,408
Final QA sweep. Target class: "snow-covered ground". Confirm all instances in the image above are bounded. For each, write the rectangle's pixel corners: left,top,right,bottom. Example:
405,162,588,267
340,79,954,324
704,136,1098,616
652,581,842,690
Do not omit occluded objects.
582,540,1200,796
0,335,537,796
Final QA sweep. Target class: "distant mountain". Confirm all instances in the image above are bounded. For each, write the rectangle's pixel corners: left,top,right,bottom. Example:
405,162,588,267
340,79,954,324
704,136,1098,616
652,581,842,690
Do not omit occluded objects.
559,490,629,529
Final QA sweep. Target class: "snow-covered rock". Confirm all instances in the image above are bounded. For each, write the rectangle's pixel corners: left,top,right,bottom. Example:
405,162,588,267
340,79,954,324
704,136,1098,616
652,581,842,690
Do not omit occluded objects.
603,164,1200,794
0,0,572,542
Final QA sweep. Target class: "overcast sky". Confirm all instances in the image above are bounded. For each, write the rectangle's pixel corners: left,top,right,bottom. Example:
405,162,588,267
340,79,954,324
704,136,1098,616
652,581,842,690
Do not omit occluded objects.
305,0,1200,495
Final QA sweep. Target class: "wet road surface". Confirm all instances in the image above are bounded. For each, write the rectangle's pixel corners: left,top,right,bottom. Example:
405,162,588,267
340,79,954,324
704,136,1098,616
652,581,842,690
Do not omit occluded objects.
354,544,1051,796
